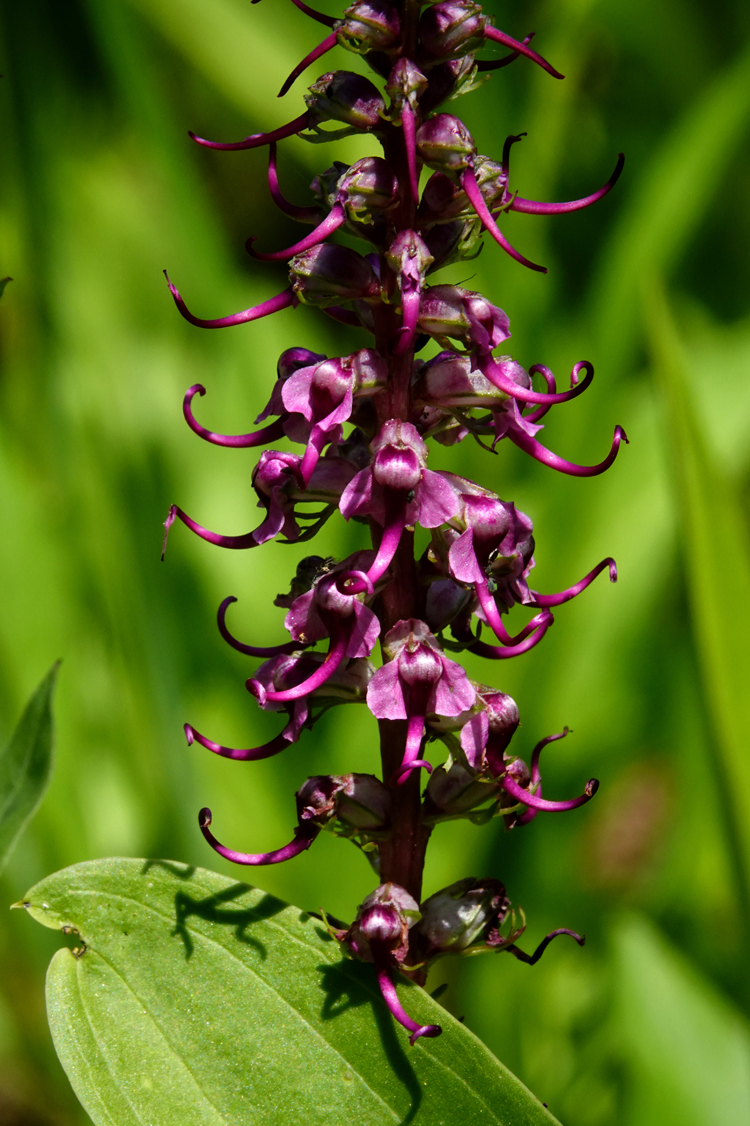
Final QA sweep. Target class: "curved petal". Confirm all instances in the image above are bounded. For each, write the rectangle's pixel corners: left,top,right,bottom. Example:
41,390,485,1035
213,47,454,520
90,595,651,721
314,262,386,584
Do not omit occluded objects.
184,723,294,761
166,274,296,329
529,557,617,607
347,603,381,658
278,31,338,98
374,961,442,1045
188,112,310,151
460,711,489,772
511,154,624,215
218,596,301,657
432,659,476,717
507,425,628,477
477,31,535,71
502,773,598,811
480,355,594,406
267,143,320,222
483,25,564,79
247,203,346,261
506,929,585,965
415,470,461,528
199,807,318,865
461,167,547,273
367,660,407,720
184,385,287,447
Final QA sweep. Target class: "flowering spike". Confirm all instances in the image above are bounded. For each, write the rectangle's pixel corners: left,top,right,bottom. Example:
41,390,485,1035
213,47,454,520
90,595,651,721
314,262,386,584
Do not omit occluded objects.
247,202,347,261
165,273,296,329
510,153,625,215
461,167,547,273
165,0,625,1044
279,31,339,97
185,723,292,761
198,807,319,864
375,965,442,1046
507,929,585,965
476,31,535,71
183,386,286,448
267,143,320,223
217,596,302,658
189,112,311,151
483,25,564,79
507,424,628,477
530,558,617,607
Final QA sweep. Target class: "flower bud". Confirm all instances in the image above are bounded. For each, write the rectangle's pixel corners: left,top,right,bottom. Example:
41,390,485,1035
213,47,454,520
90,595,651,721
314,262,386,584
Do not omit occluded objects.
337,157,399,223
277,347,327,380
421,217,483,271
419,158,507,225
416,285,510,350
344,882,421,964
424,758,496,816
385,58,428,108
296,773,390,830
416,114,475,173
425,577,471,632
290,244,381,306
419,1,487,61
336,0,400,55
417,878,510,954
371,419,428,490
305,71,385,130
413,352,507,408
419,56,484,115
385,229,434,282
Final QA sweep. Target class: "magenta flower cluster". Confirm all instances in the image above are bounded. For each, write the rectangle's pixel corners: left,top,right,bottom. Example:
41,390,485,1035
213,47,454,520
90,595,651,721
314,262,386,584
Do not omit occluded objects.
163,0,624,1045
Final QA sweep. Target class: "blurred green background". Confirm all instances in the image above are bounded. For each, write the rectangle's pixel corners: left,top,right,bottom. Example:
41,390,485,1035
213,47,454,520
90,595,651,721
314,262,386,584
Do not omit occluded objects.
2,0,750,1121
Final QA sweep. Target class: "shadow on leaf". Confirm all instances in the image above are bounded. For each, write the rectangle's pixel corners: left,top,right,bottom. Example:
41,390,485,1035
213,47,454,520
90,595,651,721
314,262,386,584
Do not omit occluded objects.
317,959,423,1125
170,883,287,960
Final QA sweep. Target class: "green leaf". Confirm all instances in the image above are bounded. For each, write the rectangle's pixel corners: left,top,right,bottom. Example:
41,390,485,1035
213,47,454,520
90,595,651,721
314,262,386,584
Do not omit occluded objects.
0,276,12,299
644,278,750,911
21,858,559,1126
0,661,59,874
613,914,750,1126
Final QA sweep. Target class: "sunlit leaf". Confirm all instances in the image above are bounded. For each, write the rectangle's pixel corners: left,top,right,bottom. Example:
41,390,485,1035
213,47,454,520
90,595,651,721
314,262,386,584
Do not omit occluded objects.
0,662,59,874
22,858,560,1126
614,914,750,1126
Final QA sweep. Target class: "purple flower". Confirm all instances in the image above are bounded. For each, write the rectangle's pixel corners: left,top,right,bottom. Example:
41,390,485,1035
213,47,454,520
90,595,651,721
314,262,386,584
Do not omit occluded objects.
367,619,476,783
340,883,442,1045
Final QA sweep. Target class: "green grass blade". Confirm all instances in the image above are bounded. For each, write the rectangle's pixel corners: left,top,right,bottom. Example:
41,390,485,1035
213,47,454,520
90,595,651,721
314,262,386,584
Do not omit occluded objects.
614,914,750,1126
644,277,750,913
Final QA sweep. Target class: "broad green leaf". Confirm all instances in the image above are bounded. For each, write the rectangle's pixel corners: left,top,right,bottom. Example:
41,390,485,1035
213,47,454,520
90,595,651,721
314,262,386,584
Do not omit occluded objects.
0,662,59,874
644,278,750,898
613,914,750,1126
21,858,559,1126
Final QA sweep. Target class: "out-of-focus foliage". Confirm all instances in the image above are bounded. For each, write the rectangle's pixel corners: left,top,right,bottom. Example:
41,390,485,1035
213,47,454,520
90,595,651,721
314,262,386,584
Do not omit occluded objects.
0,662,57,875
0,0,749,1122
